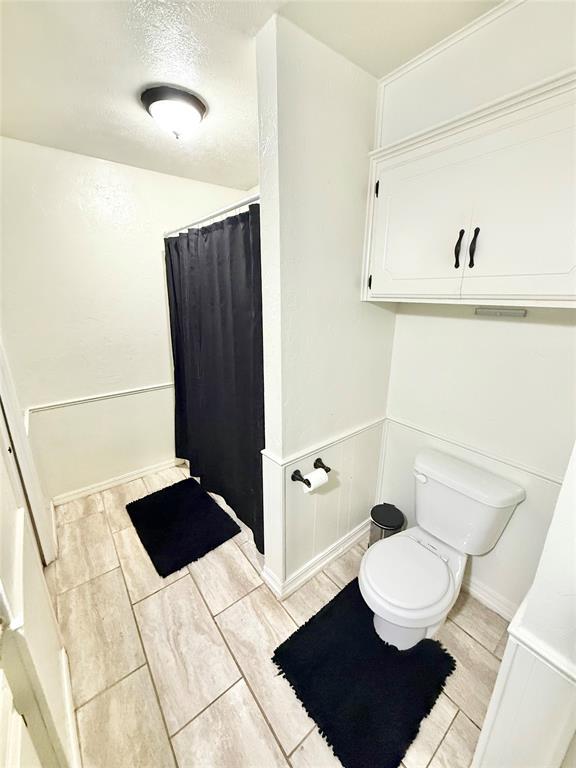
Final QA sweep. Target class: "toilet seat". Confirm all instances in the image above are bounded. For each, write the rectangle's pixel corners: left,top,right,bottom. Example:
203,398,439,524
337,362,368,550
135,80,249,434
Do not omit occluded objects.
359,531,457,629
362,536,451,610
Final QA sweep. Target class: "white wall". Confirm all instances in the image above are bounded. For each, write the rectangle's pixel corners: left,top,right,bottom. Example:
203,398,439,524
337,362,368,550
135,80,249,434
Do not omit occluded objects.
259,16,396,458
257,16,396,584
387,305,576,482
1,137,246,498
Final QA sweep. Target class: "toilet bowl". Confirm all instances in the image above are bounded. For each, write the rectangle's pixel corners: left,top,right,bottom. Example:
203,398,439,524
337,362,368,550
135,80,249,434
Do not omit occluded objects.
359,449,525,650
359,528,465,649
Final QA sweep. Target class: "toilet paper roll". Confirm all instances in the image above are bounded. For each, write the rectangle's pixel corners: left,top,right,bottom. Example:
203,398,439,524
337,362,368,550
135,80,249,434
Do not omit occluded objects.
302,467,329,494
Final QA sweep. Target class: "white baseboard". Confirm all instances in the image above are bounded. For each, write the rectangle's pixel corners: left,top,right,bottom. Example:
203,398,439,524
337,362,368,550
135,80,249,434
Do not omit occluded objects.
262,518,370,600
463,575,518,622
261,566,285,599
51,458,186,505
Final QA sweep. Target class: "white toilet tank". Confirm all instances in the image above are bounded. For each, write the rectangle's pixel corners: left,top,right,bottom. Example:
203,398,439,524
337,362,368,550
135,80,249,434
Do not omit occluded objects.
414,450,526,555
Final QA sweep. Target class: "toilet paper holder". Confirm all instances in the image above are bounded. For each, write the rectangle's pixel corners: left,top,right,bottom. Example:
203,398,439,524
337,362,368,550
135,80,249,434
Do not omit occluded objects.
291,458,331,487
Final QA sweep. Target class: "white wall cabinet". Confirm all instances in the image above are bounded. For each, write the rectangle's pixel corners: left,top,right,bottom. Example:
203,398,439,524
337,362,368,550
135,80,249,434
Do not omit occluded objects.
364,77,576,307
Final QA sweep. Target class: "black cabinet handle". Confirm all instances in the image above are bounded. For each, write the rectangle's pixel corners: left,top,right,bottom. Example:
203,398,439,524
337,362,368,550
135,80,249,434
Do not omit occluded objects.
454,229,465,269
469,227,480,268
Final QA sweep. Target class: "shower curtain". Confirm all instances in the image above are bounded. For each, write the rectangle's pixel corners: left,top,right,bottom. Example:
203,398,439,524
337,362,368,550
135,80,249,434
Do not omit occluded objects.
164,204,265,553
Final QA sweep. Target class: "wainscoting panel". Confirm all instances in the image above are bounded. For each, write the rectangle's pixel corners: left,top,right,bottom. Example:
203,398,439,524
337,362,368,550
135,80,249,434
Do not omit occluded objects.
28,386,175,499
283,421,383,578
380,419,562,619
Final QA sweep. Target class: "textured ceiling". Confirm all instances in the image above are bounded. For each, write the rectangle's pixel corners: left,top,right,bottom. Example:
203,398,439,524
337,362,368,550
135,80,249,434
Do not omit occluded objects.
1,1,496,189
0,1,280,189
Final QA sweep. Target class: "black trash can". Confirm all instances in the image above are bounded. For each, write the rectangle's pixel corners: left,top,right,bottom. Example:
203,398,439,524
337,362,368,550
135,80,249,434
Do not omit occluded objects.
369,503,406,547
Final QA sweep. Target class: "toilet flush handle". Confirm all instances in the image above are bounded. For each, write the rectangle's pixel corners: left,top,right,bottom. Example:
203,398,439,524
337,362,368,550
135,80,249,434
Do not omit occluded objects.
413,471,428,484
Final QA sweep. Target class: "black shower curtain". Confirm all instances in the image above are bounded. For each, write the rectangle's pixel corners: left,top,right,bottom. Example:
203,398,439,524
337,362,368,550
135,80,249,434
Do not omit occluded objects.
164,204,265,553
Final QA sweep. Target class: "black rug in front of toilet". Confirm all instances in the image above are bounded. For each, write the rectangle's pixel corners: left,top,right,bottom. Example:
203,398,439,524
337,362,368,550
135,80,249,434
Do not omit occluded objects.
272,579,455,768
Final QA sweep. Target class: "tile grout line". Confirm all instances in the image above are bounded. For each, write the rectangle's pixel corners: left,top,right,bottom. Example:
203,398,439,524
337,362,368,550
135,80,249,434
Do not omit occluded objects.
55,563,122,601
439,672,485,732
232,537,266,579
286,725,316,759
168,678,242,741
186,573,294,766
421,701,460,768
74,663,148,712
435,621,494,731
183,537,263,618
209,581,263,619
103,499,181,768
281,600,302,627
129,570,190,607
231,536,266,580
55,499,105,528
75,699,88,768
322,569,348,590
449,614,508,660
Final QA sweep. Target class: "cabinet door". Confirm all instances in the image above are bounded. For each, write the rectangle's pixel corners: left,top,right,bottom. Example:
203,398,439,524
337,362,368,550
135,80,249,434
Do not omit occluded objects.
368,151,472,298
461,104,576,300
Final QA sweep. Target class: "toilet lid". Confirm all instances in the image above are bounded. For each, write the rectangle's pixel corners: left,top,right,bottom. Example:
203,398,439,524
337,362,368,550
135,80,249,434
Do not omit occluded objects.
363,537,451,611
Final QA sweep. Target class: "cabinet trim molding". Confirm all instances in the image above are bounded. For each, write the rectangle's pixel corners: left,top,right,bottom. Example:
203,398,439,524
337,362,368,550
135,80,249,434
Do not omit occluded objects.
370,69,576,163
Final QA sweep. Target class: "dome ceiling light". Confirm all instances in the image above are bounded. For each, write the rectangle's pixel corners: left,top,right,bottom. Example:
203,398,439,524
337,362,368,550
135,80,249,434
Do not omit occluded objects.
141,85,207,139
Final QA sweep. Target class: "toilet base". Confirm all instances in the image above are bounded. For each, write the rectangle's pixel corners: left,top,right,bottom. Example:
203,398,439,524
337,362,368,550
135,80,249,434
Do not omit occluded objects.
373,614,444,650
373,615,425,649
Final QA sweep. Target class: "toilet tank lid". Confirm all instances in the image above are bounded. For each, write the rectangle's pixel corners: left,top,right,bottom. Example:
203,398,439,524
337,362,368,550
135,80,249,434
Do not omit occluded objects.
414,450,526,508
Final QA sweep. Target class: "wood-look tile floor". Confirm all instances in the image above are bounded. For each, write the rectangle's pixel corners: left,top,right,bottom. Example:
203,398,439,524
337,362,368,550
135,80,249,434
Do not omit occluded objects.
48,467,507,768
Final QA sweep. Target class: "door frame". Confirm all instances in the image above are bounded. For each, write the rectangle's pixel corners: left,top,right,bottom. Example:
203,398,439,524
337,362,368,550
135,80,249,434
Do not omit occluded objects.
0,342,56,563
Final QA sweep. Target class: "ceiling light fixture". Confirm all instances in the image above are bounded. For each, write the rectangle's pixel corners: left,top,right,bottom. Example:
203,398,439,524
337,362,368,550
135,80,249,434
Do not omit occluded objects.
140,85,207,139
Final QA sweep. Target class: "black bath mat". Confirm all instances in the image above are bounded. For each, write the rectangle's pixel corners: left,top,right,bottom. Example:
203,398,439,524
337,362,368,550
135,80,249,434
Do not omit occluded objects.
273,579,455,768
126,479,240,577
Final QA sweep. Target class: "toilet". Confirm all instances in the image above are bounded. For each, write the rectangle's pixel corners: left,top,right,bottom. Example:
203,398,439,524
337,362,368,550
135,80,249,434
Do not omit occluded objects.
359,449,525,650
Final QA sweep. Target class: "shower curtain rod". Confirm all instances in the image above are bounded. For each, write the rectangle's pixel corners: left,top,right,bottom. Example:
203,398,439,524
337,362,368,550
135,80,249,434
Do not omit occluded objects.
164,193,260,238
